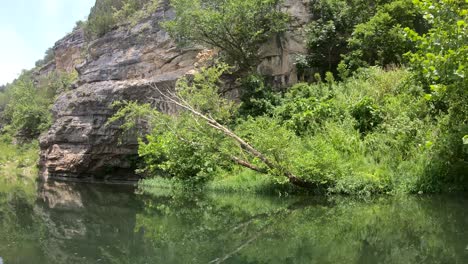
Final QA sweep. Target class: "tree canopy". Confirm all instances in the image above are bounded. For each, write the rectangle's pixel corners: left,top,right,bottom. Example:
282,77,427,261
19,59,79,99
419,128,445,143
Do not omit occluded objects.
164,0,289,69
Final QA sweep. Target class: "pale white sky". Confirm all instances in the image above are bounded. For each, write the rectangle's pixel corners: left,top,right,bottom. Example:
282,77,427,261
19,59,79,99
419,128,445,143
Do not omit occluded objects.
0,0,96,85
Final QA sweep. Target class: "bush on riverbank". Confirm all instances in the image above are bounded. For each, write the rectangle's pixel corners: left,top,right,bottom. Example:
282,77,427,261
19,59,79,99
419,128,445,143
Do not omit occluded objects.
131,0,467,195
0,137,39,182
119,66,465,195
139,168,303,195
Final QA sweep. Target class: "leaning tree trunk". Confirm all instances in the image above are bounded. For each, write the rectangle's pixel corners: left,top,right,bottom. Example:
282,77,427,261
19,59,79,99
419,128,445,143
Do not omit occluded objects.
151,85,315,188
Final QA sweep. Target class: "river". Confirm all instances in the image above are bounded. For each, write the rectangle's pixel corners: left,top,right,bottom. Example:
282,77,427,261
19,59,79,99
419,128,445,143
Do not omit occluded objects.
1,179,468,263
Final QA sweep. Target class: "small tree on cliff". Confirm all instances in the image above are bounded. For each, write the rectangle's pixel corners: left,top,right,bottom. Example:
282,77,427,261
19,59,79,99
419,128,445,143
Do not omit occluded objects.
163,0,289,70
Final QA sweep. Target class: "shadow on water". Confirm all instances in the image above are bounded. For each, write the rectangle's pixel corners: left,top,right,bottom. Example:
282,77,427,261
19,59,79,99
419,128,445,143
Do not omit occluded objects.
0,179,468,263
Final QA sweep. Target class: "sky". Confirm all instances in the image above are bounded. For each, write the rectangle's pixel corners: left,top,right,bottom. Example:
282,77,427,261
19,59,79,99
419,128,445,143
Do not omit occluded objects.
0,0,96,85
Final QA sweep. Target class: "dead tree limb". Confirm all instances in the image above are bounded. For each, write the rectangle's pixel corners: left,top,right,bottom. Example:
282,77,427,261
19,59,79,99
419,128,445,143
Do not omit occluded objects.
230,156,267,174
150,85,314,188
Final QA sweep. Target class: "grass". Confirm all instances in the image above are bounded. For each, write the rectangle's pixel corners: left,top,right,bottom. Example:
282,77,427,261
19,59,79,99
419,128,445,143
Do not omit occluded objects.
139,168,313,196
206,169,305,195
0,136,39,186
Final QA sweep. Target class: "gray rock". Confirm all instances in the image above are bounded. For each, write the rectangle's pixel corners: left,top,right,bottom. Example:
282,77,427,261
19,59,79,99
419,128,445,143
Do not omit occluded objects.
39,75,183,180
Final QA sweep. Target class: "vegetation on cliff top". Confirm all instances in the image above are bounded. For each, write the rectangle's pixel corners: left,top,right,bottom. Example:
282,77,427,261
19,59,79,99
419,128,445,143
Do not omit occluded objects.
83,0,159,39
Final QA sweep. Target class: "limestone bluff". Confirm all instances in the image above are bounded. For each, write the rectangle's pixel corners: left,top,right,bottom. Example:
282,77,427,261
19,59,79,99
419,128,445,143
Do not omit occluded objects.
39,0,311,181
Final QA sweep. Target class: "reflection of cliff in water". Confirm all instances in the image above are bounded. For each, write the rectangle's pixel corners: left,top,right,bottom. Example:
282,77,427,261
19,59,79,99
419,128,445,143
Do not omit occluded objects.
35,181,145,264
1,180,468,264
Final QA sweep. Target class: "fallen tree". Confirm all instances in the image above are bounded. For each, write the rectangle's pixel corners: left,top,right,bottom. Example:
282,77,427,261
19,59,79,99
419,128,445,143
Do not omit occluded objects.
109,64,315,188
150,81,314,188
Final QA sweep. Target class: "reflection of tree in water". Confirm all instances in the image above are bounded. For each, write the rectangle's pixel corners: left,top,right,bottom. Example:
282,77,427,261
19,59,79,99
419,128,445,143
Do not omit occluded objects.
135,191,300,264
1,180,468,264
136,192,468,264
0,177,46,263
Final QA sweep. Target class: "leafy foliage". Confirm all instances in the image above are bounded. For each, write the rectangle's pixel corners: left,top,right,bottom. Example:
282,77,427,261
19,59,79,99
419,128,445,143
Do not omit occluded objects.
3,79,52,138
237,74,282,118
306,0,426,77
350,97,383,134
275,79,341,135
111,65,236,185
305,0,387,73
1,70,77,139
405,0,468,189
341,1,427,73
164,0,289,69
114,66,448,194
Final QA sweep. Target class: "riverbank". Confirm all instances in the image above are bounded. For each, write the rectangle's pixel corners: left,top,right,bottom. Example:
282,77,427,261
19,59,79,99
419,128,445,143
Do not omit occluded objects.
138,170,301,196
139,165,467,197
139,170,380,197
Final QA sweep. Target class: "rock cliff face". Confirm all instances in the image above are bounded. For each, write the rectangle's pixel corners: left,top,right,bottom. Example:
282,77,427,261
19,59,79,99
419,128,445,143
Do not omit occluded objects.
36,29,85,77
258,0,311,86
39,0,310,181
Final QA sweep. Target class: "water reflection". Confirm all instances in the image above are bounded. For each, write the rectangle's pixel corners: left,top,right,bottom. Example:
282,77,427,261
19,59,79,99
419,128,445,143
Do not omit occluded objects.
36,182,143,264
0,180,467,264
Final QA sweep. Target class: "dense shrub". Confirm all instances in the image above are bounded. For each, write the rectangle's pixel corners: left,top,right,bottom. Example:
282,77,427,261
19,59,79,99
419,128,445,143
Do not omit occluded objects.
350,97,383,134
237,74,282,118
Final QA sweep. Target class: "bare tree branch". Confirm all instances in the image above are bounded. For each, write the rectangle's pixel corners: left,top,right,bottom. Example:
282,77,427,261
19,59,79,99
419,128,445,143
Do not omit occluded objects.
150,84,314,188
230,156,267,173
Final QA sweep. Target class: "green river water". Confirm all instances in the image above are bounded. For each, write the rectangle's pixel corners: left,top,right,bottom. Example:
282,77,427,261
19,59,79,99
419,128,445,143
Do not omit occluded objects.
1,180,468,264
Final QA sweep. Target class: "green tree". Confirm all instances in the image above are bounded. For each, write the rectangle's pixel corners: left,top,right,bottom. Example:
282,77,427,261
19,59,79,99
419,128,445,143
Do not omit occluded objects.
405,0,468,190
164,0,289,69
3,77,52,138
306,0,390,74
340,0,427,75
1,70,77,140
306,0,426,77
